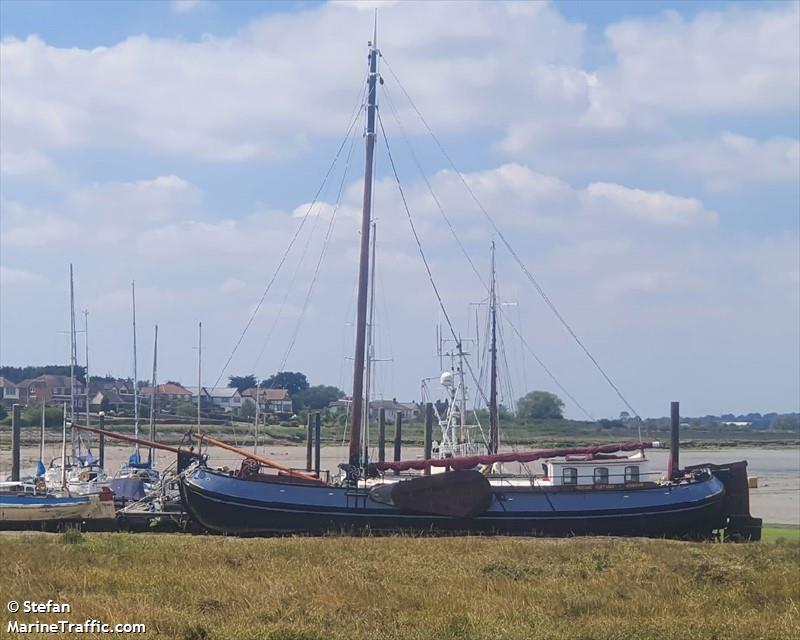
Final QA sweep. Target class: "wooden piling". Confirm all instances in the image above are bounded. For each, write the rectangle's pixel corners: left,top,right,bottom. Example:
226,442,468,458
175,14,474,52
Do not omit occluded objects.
669,401,680,480
424,402,433,476
98,414,105,469
378,408,386,463
11,404,21,482
393,414,402,475
306,413,313,472
314,412,321,476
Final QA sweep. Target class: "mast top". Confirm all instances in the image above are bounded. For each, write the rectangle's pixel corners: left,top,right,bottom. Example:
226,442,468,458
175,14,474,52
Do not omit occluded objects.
372,8,378,48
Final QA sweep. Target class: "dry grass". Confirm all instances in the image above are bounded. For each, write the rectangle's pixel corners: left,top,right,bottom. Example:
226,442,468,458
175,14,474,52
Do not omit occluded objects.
1,533,798,640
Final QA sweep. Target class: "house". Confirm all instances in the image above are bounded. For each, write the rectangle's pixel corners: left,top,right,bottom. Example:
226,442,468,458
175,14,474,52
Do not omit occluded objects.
205,387,243,412
242,388,293,413
139,383,193,402
18,375,86,410
185,386,242,412
88,379,134,412
329,398,418,421
0,377,22,407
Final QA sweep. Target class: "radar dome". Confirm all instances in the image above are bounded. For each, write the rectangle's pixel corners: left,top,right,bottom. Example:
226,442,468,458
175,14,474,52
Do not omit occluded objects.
440,371,454,388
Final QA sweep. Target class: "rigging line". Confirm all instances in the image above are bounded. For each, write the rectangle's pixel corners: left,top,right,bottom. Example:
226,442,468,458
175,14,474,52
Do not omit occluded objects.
213,81,368,390
498,304,596,422
380,55,640,419
280,109,359,369
377,110,489,410
384,81,588,421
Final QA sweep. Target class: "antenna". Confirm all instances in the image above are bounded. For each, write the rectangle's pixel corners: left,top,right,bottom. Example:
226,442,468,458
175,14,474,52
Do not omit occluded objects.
373,8,378,48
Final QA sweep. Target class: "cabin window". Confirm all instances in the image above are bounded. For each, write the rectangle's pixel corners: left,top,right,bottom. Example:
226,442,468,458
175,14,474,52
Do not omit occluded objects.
624,466,640,483
562,467,578,485
593,467,609,484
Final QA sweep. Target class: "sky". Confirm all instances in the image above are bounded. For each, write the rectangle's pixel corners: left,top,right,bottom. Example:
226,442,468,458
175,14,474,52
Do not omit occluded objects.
0,0,798,420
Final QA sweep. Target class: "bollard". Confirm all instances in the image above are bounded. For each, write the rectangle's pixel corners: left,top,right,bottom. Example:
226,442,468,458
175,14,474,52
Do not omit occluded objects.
98,414,105,469
424,402,433,476
393,413,402,475
314,412,321,476
306,414,313,472
378,408,386,463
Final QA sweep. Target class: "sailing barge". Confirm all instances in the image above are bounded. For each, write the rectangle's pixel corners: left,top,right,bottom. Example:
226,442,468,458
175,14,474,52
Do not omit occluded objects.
180,31,761,541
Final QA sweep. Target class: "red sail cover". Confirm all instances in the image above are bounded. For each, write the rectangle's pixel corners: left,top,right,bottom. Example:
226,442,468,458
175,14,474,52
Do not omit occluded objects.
367,441,654,474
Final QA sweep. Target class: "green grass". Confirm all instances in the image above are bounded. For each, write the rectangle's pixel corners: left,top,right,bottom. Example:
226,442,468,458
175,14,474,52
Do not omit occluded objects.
761,523,800,543
1,534,798,639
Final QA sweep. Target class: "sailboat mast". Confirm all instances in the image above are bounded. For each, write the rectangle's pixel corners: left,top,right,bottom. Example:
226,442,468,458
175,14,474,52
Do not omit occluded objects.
489,241,499,455
148,324,158,466
348,30,379,468
363,220,377,464
254,378,259,455
40,400,46,466
197,321,202,436
132,281,140,454
69,264,77,453
84,309,90,428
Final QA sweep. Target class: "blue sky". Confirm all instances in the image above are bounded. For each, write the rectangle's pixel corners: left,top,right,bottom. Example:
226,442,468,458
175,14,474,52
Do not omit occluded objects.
1,0,798,419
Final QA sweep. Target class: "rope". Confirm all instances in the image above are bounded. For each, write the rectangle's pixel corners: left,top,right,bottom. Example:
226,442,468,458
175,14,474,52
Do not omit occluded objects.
380,54,641,420
280,109,360,368
383,78,594,421
213,79,368,389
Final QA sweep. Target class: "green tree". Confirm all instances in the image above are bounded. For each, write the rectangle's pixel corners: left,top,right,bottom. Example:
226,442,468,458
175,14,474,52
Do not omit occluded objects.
292,385,345,412
261,371,309,396
517,391,564,420
240,398,256,420
228,375,257,393
0,404,7,420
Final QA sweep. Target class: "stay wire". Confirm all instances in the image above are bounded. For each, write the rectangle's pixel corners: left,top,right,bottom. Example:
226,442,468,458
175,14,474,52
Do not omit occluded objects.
280,109,360,369
383,76,593,421
380,54,640,420
213,81,368,389
377,110,489,409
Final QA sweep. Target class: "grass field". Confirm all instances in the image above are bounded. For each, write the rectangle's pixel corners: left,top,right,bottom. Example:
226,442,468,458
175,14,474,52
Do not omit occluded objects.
1,533,798,640
761,523,800,543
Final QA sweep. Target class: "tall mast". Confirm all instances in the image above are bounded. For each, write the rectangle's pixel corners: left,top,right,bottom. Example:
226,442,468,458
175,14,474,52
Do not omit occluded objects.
348,27,379,468
489,240,499,454
60,403,67,489
69,264,77,454
197,321,202,436
148,324,158,466
363,220,377,464
39,400,46,469
84,309,90,428
132,281,140,455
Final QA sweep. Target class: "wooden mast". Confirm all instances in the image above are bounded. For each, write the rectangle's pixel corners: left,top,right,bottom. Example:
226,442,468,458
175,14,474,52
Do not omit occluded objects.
489,240,499,454
348,24,379,468
131,281,140,457
148,324,158,466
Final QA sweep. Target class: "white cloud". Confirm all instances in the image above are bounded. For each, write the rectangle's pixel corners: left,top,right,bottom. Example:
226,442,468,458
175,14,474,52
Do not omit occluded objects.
0,265,47,287
653,133,800,192
171,0,205,15
584,182,718,226
601,5,800,116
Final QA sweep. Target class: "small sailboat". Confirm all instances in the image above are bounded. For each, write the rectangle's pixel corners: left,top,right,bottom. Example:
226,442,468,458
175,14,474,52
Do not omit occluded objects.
2,405,115,529
181,28,760,541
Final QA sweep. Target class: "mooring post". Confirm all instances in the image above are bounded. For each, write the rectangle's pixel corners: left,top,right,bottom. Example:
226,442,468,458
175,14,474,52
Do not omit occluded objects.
668,401,680,480
11,404,21,482
393,413,402,475
424,402,433,476
314,411,321,476
306,413,313,472
98,413,105,469
378,408,386,463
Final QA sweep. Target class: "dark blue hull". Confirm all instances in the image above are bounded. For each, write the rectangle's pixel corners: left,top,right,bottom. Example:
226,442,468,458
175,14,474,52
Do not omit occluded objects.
181,468,727,539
